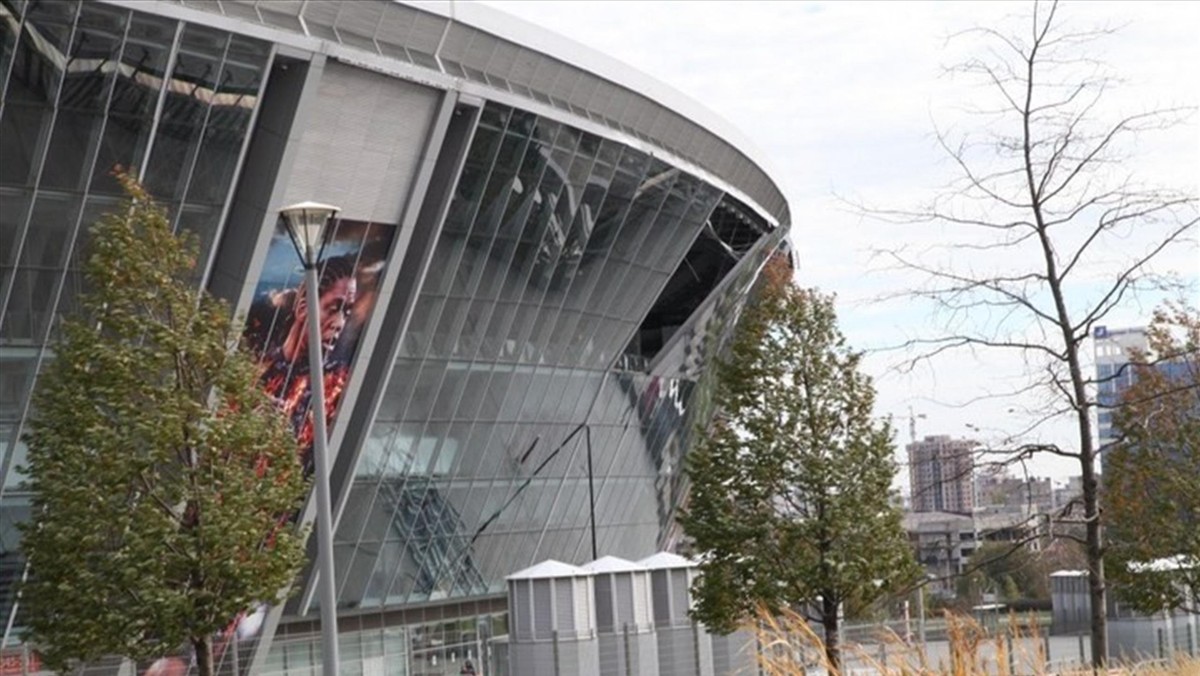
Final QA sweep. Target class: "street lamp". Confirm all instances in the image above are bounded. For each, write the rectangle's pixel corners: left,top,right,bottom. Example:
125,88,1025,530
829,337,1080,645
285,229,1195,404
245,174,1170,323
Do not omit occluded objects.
279,201,341,676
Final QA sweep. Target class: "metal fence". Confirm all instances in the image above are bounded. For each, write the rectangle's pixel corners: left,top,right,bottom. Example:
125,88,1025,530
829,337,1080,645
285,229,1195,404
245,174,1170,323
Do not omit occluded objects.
764,614,1200,675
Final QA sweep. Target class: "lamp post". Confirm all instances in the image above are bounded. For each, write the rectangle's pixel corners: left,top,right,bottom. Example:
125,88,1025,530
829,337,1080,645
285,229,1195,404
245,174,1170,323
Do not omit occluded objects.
279,201,341,676
585,424,597,561
917,574,932,645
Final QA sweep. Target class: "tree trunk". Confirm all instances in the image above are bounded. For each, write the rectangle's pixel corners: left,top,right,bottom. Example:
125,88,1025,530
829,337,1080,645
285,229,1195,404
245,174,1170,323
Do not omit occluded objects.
821,596,841,674
1081,444,1107,668
1056,287,1106,668
194,636,214,676
1020,31,1107,664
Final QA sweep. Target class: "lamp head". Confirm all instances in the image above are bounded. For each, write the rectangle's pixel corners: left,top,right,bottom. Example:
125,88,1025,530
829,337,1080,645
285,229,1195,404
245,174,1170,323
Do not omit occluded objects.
279,201,340,266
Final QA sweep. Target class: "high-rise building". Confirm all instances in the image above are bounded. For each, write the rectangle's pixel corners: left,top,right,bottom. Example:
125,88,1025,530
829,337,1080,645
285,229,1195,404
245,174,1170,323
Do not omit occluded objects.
907,435,976,515
0,1,791,673
1093,325,1149,451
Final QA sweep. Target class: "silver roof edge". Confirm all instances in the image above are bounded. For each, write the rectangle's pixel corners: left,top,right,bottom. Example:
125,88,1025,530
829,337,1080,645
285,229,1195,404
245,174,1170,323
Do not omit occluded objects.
417,1,786,193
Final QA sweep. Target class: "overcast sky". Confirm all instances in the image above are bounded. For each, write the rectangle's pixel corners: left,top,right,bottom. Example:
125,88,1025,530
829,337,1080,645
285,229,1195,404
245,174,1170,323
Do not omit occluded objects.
477,1,1200,484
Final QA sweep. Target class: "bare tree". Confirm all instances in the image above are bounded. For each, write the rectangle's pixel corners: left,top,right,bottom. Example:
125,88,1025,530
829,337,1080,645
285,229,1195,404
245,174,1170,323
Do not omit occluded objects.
862,0,1198,665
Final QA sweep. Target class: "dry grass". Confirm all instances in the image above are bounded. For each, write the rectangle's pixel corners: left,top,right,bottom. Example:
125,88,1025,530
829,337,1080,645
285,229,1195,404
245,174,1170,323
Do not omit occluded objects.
753,607,1200,676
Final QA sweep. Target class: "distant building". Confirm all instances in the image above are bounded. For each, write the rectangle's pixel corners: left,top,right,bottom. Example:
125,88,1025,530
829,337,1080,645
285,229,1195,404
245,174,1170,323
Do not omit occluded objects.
1094,324,1195,469
975,467,1054,517
902,511,977,598
1053,476,1084,514
908,435,976,515
1094,326,1149,450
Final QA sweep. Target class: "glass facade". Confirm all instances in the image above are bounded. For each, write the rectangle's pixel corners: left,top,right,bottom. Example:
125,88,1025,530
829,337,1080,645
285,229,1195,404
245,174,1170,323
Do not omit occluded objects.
0,0,789,671
301,97,783,674
331,102,731,611
0,0,270,636
262,612,507,676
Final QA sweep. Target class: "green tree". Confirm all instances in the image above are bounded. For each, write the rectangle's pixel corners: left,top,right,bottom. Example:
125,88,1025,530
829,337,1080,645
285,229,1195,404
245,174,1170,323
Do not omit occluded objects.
1105,302,1200,614
681,257,918,671
967,541,1052,602
19,172,310,676
1002,575,1021,603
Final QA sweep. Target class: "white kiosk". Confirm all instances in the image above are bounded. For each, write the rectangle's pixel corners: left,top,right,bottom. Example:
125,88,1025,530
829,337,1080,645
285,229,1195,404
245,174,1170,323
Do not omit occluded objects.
638,553,714,676
507,559,599,676
583,556,661,676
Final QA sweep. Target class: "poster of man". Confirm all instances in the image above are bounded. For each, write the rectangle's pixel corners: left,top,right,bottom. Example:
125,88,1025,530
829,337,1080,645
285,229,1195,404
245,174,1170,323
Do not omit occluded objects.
243,217,395,476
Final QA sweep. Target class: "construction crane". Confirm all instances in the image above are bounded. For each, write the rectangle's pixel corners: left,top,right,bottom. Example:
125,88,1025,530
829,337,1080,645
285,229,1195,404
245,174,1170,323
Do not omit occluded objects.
908,405,926,444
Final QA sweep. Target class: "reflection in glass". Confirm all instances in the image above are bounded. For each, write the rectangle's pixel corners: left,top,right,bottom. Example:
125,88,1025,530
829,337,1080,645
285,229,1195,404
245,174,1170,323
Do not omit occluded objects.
0,0,270,644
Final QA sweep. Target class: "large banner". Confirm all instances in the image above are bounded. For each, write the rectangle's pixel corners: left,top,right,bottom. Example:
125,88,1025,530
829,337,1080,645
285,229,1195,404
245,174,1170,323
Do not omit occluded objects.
244,218,395,475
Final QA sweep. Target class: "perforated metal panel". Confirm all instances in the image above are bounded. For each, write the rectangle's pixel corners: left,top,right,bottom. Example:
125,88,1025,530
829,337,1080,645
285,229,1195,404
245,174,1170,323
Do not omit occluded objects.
613,574,634,626
513,579,533,639
596,576,615,632
532,579,554,637
669,570,689,621
576,577,595,634
279,60,440,224
632,573,650,627
651,571,671,626
556,577,576,632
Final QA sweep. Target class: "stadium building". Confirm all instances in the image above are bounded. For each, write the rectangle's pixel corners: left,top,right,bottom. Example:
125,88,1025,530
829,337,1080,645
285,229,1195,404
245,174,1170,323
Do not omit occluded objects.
0,0,791,673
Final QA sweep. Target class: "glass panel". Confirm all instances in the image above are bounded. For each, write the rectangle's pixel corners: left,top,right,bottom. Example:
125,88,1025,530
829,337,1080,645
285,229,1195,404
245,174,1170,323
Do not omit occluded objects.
452,363,493,421
356,423,399,479
56,193,122,317
0,0,77,188
427,296,467,360
516,369,552,420
400,294,441,358
462,125,501,173
38,3,128,192
421,233,466,298
3,192,81,343
173,204,223,276
0,351,37,422
477,122,554,304
91,11,178,195
15,191,80,271
563,161,645,313
469,133,529,246
180,33,269,206
476,102,509,132
637,181,691,269
548,140,615,300
0,189,32,270
0,0,23,93
611,265,655,320
143,22,227,202
0,105,47,188
431,365,466,420
497,367,530,421
611,160,675,263
447,421,492,480
402,361,445,423
0,495,32,622
498,303,538,364
671,181,724,263
7,0,76,104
